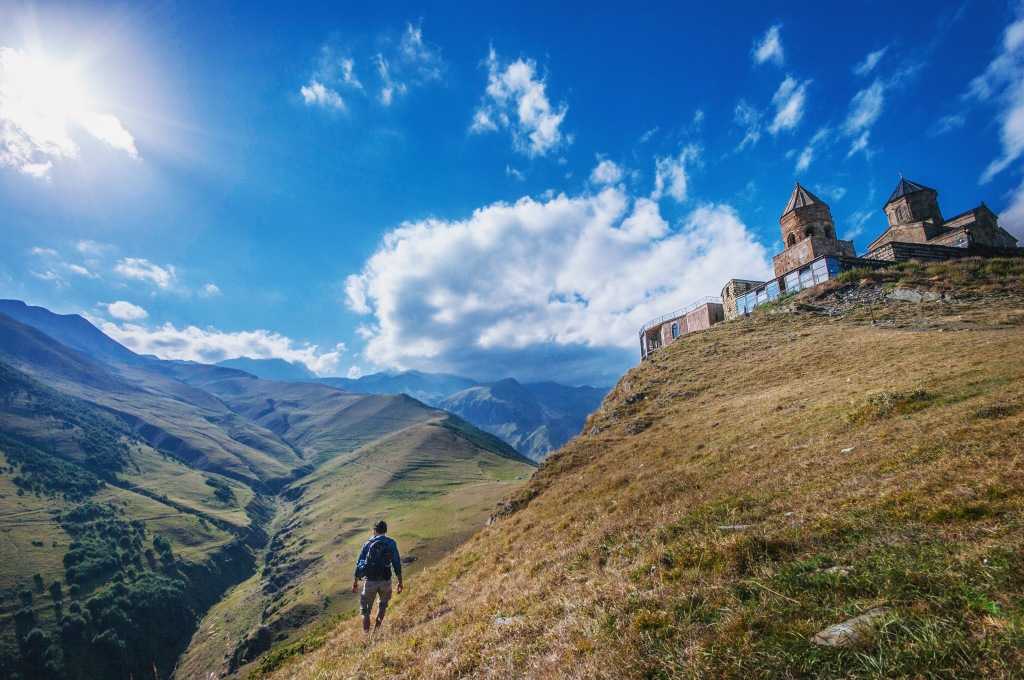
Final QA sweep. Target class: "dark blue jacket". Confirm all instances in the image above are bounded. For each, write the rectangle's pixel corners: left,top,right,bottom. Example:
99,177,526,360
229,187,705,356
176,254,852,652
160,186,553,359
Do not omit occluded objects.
354,535,402,581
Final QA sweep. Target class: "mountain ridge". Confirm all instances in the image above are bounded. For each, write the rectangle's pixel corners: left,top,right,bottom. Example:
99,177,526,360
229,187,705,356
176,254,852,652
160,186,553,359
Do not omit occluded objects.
325,370,608,461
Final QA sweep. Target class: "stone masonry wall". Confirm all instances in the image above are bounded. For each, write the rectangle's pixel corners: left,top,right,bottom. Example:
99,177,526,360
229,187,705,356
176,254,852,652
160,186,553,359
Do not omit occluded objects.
773,237,855,277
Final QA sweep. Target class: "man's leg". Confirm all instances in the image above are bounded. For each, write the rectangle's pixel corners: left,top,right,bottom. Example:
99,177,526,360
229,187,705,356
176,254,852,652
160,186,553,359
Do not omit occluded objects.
359,581,374,633
374,582,392,629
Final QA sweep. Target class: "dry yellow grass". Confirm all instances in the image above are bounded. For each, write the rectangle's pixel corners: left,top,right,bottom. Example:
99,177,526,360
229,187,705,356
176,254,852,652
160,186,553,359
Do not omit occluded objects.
266,258,1024,680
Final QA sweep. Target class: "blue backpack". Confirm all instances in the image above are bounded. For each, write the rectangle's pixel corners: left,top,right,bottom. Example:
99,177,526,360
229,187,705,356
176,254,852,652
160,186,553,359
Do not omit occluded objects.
356,536,393,581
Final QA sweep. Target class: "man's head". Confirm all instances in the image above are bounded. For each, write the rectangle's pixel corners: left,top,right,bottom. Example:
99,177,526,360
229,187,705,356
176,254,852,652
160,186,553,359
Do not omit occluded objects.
373,520,388,535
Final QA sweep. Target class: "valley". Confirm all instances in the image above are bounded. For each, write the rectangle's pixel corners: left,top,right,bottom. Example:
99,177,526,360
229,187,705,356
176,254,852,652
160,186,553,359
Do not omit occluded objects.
0,301,534,679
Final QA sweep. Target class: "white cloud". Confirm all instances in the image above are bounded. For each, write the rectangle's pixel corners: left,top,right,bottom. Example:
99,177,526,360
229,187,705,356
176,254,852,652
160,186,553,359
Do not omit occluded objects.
768,76,811,135
375,55,406,106
590,158,623,185
398,22,444,82
67,263,98,278
842,79,885,157
337,57,362,90
300,80,346,111
343,186,771,384
76,239,113,256
470,48,569,157
853,47,888,76
843,80,885,134
20,161,51,178
794,126,831,173
734,99,762,150
966,11,1024,183
846,130,871,158
638,126,659,144
95,320,346,376
29,245,98,279
752,24,784,66
77,112,137,156
652,145,700,202
844,209,875,240
373,22,443,106
200,282,222,297
929,113,966,137
813,184,847,202
0,46,138,178
1000,177,1024,239
301,23,442,113
105,300,148,320
505,164,525,181
31,269,65,286
114,257,176,289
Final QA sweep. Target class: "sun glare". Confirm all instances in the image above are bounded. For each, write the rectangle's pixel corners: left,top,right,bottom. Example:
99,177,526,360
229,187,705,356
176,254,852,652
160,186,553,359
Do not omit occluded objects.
0,45,138,175
4,50,92,149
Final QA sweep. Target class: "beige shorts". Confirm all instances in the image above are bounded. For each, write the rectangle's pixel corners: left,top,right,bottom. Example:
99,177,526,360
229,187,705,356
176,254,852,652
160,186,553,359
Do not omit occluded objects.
360,579,392,616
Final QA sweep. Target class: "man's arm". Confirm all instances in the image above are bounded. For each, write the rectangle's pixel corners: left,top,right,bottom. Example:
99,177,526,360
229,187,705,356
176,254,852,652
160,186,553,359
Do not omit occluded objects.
391,539,403,592
352,541,368,592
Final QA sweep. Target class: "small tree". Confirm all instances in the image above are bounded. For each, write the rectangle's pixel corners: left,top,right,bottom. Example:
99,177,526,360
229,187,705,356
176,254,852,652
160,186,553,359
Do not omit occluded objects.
32,573,44,592
49,581,63,602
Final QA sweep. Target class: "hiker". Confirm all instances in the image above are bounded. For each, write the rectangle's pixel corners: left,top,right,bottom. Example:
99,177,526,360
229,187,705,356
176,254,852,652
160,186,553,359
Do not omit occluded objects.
352,520,403,632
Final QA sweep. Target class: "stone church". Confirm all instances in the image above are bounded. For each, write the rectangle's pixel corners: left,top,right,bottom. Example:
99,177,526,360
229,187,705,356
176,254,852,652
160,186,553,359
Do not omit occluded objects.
641,176,1021,358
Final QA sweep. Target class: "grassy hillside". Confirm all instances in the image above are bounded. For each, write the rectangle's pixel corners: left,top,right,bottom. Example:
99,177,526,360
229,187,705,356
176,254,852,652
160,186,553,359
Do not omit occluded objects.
0,314,304,488
0,357,267,677
267,257,1024,679
175,413,532,679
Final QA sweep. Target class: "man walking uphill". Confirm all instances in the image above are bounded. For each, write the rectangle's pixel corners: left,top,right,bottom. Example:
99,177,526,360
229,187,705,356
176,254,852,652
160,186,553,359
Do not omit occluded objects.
352,520,403,633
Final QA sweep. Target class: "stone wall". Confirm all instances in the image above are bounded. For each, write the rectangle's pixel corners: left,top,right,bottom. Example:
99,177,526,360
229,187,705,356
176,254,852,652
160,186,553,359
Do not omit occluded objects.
721,279,764,321
867,221,932,251
866,241,969,263
965,208,1020,249
773,236,855,277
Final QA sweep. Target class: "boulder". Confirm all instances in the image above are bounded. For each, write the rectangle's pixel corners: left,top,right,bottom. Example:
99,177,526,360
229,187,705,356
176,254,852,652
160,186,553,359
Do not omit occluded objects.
888,288,941,304
811,607,891,647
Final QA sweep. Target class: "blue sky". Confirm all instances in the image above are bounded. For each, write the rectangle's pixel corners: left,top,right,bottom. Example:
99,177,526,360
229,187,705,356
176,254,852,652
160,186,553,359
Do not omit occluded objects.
1,0,1023,386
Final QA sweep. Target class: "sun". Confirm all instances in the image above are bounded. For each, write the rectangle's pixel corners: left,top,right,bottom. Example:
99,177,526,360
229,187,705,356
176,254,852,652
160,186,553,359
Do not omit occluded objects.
3,49,93,147
1,46,137,173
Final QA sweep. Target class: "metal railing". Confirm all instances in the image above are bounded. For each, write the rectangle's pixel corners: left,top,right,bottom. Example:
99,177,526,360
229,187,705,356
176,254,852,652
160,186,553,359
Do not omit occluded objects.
639,296,722,334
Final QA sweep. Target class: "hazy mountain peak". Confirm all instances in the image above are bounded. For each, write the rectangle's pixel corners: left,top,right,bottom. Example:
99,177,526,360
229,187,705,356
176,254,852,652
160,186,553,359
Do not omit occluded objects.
216,357,316,381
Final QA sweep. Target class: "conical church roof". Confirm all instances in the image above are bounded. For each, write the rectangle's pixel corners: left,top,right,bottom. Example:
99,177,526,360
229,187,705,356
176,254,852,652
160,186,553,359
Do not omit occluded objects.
782,183,826,217
885,177,936,206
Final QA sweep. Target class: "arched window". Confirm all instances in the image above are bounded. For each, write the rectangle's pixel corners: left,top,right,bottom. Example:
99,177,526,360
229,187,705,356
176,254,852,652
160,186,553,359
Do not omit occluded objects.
670,322,680,339
804,226,814,238
787,233,797,247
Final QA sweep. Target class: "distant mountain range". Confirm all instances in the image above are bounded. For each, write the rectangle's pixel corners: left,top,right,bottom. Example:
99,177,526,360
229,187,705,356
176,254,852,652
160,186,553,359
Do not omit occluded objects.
318,369,477,405
0,299,607,462
319,370,609,461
